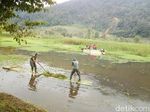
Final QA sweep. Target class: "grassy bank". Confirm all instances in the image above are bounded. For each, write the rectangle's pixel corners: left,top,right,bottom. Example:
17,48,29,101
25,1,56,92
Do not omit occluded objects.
0,93,46,112
0,33,150,62
0,54,27,62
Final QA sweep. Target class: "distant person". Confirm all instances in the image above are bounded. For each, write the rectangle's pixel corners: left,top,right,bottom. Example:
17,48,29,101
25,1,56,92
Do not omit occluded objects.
30,53,38,75
89,45,93,49
86,45,91,49
86,45,89,49
70,58,81,81
92,44,97,50
100,49,106,55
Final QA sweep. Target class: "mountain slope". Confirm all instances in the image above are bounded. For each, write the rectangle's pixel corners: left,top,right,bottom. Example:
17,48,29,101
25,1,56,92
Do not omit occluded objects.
18,0,150,37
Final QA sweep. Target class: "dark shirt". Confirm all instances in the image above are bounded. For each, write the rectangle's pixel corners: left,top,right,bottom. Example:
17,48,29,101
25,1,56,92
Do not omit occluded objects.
30,56,37,66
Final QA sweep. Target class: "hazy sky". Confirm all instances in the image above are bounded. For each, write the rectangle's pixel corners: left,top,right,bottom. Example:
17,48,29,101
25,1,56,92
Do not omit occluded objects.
54,0,71,4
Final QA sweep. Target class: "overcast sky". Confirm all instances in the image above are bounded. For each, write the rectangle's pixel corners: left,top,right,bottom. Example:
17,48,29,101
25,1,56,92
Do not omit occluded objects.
54,0,71,4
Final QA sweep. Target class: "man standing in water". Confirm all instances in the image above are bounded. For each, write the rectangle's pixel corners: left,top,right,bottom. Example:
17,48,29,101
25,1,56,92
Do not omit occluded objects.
70,58,81,81
30,53,38,75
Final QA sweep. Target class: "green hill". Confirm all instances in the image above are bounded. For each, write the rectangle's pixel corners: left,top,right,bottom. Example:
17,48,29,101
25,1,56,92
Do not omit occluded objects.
17,0,150,38
33,25,101,38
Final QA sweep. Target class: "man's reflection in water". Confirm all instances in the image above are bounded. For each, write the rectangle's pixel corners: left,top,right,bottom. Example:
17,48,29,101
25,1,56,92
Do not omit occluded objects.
28,74,41,91
69,81,80,99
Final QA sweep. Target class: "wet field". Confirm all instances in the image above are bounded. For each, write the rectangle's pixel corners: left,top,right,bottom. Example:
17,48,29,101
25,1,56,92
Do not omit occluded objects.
0,47,150,112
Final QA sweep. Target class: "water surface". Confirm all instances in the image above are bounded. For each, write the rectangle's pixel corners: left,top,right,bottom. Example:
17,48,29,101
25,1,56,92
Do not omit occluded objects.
0,47,150,112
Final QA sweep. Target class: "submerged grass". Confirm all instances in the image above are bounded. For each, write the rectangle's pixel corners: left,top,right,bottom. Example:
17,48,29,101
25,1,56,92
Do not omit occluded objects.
42,71,67,80
0,93,46,112
0,33,150,62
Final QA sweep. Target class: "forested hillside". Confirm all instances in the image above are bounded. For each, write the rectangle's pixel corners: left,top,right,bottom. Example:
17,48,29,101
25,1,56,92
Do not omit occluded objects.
17,0,150,38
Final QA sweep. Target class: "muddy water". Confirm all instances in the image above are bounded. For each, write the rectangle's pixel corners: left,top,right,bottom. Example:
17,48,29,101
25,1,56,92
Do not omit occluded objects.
0,47,150,112
39,52,150,101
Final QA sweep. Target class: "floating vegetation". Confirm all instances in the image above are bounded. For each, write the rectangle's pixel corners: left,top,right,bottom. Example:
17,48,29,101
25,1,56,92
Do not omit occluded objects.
42,71,67,80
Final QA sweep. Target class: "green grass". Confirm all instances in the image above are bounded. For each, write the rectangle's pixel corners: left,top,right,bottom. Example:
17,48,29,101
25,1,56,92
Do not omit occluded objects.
0,93,46,112
0,33,150,62
0,54,28,66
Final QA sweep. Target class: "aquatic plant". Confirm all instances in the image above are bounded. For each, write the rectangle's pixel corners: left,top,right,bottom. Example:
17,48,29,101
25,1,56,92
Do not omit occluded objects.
42,72,67,80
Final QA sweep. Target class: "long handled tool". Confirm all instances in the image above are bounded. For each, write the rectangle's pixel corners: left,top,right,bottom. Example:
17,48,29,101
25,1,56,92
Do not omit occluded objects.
37,62,49,73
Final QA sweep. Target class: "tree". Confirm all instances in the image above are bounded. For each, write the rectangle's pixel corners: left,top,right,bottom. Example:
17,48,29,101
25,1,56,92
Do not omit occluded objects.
87,29,91,38
94,32,99,38
0,0,54,44
0,0,54,25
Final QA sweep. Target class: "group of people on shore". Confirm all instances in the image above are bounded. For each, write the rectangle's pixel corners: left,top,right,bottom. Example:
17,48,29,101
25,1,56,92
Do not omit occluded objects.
85,44,97,50
81,44,106,56
30,53,81,81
